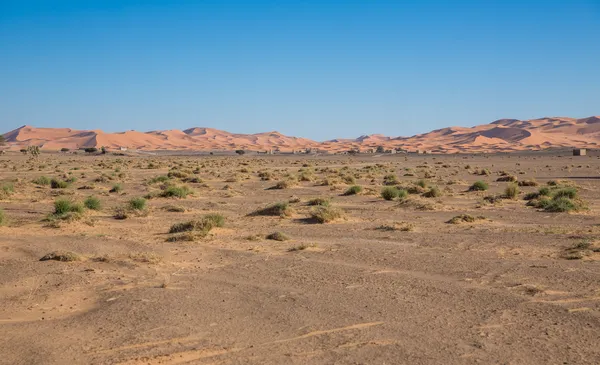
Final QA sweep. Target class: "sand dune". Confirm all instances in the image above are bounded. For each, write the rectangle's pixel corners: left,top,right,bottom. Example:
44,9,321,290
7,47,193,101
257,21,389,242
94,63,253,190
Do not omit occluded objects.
2,116,599,153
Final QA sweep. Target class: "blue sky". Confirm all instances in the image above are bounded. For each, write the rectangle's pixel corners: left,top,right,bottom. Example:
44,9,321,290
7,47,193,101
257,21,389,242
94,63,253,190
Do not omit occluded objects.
1,0,599,140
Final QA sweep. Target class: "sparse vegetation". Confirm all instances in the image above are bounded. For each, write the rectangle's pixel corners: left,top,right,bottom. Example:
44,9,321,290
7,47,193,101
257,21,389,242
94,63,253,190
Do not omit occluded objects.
310,205,344,223
503,184,519,199
343,185,362,195
266,231,290,241
84,196,101,210
447,214,486,224
469,180,488,191
251,202,294,217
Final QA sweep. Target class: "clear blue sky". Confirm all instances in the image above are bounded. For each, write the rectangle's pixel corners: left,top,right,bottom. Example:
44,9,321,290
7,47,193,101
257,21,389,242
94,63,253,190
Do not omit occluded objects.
1,0,599,140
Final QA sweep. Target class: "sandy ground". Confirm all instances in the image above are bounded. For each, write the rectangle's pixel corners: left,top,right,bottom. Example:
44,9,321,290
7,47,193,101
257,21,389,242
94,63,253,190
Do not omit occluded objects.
0,152,599,364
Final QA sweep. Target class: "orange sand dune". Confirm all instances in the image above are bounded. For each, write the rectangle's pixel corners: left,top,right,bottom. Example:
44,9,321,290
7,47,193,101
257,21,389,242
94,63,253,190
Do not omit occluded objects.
2,116,599,153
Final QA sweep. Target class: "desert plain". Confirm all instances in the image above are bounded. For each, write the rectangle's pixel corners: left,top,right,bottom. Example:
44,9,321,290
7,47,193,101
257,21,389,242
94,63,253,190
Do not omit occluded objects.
1,151,599,364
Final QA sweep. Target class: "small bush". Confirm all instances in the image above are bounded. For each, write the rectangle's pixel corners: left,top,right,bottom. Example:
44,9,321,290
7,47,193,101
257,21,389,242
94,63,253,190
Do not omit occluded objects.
161,185,192,198
266,232,290,241
109,184,123,193
54,199,75,215
307,197,330,206
0,208,5,225
148,175,170,184
422,186,442,198
381,186,400,201
553,187,577,199
33,176,51,185
447,214,485,224
383,174,400,186
518,179,538,187
503,184,519,199
310,205,343,223
344,185,362,196
84,196,101,210
496,175,517,182
544,196,577,212
251,202,293,217
416,179,428,188
50,178,69,189
469,181,488,191
204,213,225,227
128,197,147,211
39,251,80,262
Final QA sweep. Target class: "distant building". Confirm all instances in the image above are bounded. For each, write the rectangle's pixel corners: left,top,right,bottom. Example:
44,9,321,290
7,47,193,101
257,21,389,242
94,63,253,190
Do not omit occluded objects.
119,147,128,151
573,148,586,156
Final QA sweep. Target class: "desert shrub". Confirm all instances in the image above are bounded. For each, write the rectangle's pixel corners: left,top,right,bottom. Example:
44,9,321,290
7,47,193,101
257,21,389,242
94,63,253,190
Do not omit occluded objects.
161,185,192,198
266,231,290,241
168,216,218,236
251,202,293,217
204,213,225,227
342,175,356,184
149,175,170,184
113,207,129,220
518,179,538,187
33,176,51,185
128,197,147,211
0,208,4,225
84,196,101,210
547,180,559,186
54,199,74,215
307,197,330,206
39,251,80,262
383,174,400,186
50,178,69,189
162,204,186,212
310,205,343,223
422,186,442,198
109,183,123,193
415,179,428,188
474,168,491,176
447,214,485,224
469,180,488,191
272,180,296,189
544,196,577,212
503,184,519,199
167,171,188,179
553,187,577,199
496,175,517,182
344,185,362,195
381,186,400,200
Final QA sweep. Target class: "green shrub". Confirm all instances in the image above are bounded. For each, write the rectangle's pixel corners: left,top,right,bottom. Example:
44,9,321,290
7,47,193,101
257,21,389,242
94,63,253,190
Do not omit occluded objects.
148,175,170,184
161,185,192,198
50,179,69,189
33,176,51,185
109,183,123,193
344,185,362,196
54,199,84,215
84,196,101,210
544,196,577,212
128,197,147,211
503,184,519,199
469,180,488,191
54,199,73,215
381,186,400,201
416,179,428,188
553,187,577,199
204,213,225,228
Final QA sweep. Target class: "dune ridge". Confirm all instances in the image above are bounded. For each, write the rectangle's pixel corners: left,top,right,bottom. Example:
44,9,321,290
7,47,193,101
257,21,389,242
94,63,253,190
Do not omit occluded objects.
2,116,600,153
